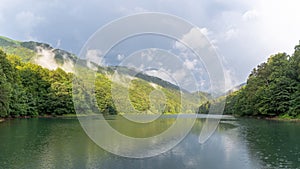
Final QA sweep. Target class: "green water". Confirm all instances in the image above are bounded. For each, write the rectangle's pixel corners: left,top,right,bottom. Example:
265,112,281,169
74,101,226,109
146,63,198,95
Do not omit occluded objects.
0,117,299,169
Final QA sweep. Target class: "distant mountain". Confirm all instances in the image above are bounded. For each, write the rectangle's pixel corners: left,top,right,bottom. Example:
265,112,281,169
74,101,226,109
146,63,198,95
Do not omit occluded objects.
105,66,183,92
0,36,209,109
0,36,189,92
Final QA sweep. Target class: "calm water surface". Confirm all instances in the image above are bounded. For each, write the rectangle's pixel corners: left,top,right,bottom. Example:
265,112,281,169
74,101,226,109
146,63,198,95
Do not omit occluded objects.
0,117,299,169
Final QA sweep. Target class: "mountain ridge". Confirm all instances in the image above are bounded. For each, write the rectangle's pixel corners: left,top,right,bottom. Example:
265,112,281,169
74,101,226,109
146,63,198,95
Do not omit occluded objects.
0,36,210,103
0,36,76,72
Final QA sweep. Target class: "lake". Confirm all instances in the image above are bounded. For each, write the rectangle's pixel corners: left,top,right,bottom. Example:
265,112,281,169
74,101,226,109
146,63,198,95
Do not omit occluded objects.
0,117,299,169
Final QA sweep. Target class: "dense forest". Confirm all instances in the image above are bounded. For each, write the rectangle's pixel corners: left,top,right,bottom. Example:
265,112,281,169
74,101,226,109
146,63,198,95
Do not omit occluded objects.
0,50,75,117
199,43,300,119
2,35,299,119
0,48,203,118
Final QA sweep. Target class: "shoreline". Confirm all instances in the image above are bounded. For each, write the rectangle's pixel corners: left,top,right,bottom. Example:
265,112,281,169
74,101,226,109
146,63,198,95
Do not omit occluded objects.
1,114,299,122
0,114,80,121
243,116,300,122
265,117,300,122
39,114,79,118
233,115,300,122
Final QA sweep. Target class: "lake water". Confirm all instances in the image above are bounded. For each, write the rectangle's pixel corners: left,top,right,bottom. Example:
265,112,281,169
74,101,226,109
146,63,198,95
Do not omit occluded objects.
0,117,299,169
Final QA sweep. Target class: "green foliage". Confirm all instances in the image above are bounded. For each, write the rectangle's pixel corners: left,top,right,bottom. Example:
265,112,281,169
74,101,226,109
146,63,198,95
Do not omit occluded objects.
0,68,10,117
129,79,154,111
5,41,300,119
93,74,200,115
0,50,25,117
198,43,300,119
0,46,36,62
198,101,210,114
0,39,206,117
0,36,20,46
95,74,116,115
47,68,75,115
0,49,75,117
221,45,300,118
0,36,77,63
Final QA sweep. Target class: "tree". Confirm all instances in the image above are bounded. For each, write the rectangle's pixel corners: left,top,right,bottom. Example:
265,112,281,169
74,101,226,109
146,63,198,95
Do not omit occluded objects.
0,68,10,117
220,44,300,118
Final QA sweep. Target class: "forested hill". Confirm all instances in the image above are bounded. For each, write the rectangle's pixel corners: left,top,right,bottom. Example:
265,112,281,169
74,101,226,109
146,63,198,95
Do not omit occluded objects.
199,43,300,119
0,36,208,118
0,36,208,95
0,36,77,72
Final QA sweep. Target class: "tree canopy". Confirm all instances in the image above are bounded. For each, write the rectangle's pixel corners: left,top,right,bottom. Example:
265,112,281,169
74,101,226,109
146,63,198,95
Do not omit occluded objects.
0,50,75,117
199,43,300,119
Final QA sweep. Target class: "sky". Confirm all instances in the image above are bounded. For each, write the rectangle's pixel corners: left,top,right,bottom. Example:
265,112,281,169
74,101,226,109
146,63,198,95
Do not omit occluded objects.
1,0,300,89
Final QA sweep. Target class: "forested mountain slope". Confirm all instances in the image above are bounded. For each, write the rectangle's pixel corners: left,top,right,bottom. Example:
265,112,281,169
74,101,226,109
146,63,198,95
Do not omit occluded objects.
0,36,207,117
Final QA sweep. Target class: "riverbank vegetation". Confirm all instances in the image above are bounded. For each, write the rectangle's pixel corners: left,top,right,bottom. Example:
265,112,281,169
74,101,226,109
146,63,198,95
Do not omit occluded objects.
199,43,300,119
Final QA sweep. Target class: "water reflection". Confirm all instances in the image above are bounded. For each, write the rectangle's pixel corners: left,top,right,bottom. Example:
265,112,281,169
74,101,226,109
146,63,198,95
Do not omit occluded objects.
0,117,299,169
239,119,300,169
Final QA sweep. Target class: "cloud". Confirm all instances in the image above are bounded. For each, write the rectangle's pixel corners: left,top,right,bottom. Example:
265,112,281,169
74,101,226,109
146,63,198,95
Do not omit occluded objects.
117,54,125,61
180,27,211,50
199,28,210,37
183,59,198,70
86,49,105,66
242,10,259,21
254,0,300,54
140,49,155,61
223,67,238,90
172,69,187,84
224,28,239,40
146,69,177,84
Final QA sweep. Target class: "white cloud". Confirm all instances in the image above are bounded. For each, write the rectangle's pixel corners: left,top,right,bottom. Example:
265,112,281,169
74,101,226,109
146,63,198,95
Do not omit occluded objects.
183,59,198,70
242,10,259,21
146,69,176,84
117,54,125,61
34,47,58,70
199,27,210,37
174,27,218,57
224,28,239,40
86,49,105,66
180,27,211,50
173,69,187,83
174,41,186,52
255,0,300,54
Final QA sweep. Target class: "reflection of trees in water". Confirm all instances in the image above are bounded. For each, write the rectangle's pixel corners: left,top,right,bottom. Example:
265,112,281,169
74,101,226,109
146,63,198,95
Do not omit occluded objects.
107,116,177,138
239,119,300,169
190,119,237,135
